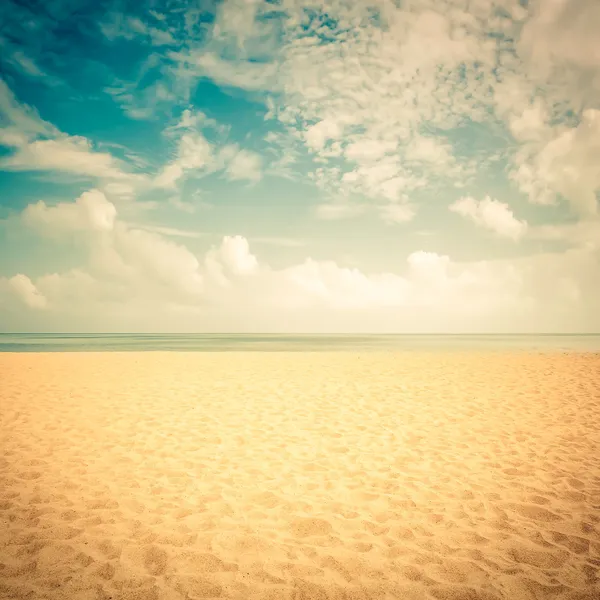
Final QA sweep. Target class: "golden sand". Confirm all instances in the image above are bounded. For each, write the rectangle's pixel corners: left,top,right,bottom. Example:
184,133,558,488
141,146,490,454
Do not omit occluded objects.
1,351,599,600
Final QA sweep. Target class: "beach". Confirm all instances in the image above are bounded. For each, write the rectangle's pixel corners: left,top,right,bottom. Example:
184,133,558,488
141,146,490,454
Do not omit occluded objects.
1,351,599,600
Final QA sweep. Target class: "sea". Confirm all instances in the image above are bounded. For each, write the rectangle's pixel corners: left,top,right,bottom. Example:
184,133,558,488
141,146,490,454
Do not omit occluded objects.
0,333,599,352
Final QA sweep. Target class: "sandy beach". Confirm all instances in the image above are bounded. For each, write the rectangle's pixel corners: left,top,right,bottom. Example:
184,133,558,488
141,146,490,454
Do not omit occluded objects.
1,351,599,600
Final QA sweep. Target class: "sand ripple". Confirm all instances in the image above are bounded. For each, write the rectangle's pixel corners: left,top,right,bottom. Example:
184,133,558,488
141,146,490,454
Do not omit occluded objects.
1,351,599,599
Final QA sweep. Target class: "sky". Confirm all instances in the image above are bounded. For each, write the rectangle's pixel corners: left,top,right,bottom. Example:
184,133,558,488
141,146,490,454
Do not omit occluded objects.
0,0,599,333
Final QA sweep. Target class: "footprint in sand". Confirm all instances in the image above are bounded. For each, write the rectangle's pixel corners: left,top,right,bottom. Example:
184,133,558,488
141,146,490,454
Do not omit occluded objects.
507,543,569,569
165,574,223,598
171,550,235,573
289,517,333,537
506,503,562,523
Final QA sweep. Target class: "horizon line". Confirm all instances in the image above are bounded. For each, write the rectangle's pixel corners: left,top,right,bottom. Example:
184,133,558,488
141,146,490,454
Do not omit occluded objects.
1,332,599,336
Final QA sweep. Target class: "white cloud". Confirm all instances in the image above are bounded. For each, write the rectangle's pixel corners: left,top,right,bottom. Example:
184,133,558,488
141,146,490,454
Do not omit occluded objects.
527,218,600,250
304,119,344,152
282,258,410,310
0,79,144,190
512,109,600,216
126,224,204,238
24,189,117,234
257,1,500,216
155,114,262,189
20,191,204,302
164,0,597,226
214,235,259,275
114,226,205,298
519,0,600,81
102,181,138,201
100,14,176,46
7,274,47,309
9,51,47,78
155,131,214,188
171,50,277,92
379,202,416,225
2,136,134,181
223,148,263,183
450,195,528,240
7,188,600,331
508,97,549,143
4,2,600,332
0,78,58,140
163,108,225,137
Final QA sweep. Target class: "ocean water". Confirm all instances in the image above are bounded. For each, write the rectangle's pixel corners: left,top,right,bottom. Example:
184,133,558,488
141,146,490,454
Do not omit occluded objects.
0,333,599,352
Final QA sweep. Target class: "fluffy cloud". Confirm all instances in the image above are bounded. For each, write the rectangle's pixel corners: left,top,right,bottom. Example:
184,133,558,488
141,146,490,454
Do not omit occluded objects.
449,196,528,240
155,113,263,189
3,1,600,333
6,274,47,309
23,190,117,234
512,109,600,216
112,226,204,298
17,191,205,305
164,0,600,222
223,148,263,183
1,136,134,180
0,79,143,188
155,131,214,188
215,236,259,275
0,79,57,141
519,0,600,84
6,188,599,332
314,199,365,221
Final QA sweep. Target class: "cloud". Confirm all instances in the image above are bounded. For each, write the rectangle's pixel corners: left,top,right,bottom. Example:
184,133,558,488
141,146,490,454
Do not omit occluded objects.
155,112,263,189
213,235,259,276
23,189,117,234
519,0,600,83
9,187,600,332
3,1,600,333
167,0,282,94
315,200,365,221
379,202,416,225
10,51,46,78
222,148,263,183
113,226,205,298
0,79,145,190
161,0,597,224
0,79,58,141
1,136,136,181
171,50,278,93
7,274,47,309
100,14,176,47
527,218,600,249
281,258,410,310
155,131,214,188
511,109,600,216
19,191,205,303
449,196,528,240
127,224,204,239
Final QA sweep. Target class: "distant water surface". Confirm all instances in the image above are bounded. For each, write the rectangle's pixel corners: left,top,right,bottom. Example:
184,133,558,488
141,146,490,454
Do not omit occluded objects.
1,333,599,352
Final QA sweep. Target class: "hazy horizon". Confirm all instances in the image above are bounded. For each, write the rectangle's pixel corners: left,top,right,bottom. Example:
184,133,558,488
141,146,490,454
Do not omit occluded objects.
3,331,600,352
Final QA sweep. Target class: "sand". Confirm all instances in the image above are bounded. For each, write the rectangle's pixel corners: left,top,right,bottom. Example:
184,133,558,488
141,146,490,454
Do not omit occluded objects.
1,351,599,600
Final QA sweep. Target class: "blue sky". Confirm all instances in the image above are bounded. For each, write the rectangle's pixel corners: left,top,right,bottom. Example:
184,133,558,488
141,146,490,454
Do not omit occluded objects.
0,0,599,332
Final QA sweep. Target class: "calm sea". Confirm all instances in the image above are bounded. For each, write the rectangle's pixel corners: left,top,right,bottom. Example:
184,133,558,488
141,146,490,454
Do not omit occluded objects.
0,333,599,352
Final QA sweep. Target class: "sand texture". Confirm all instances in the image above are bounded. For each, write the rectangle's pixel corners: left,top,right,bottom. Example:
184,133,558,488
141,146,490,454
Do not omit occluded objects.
1,351,600,600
